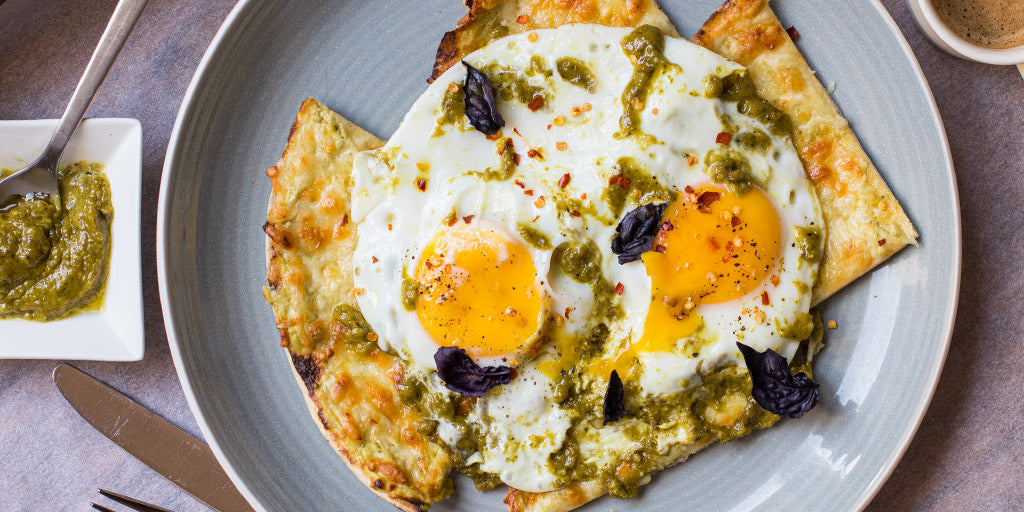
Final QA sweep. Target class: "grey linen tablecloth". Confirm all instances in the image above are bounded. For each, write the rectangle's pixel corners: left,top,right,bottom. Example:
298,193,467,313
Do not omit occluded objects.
0,0,1021,510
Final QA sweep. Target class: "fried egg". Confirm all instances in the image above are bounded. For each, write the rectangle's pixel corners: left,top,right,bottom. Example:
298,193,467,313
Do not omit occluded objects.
350,24,823,493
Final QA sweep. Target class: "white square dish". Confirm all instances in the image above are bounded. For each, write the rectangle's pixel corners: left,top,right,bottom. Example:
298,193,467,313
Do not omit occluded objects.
0,118,144,361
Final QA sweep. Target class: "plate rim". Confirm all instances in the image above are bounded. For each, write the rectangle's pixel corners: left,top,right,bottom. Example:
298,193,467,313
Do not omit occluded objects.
156,1,962,510
848,2,961,510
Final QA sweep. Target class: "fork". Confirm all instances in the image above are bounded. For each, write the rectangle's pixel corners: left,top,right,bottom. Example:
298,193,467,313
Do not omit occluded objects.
91,489,176,512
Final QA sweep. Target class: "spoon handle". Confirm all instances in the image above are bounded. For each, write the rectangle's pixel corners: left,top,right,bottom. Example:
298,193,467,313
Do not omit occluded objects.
38,0,149,171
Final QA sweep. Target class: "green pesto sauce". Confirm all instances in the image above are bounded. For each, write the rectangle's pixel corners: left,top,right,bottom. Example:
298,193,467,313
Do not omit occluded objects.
527,55,552,78
0,162,112,321
617,25,676,141
399,373,503,491
331,303,377,353
401,275,419,311
475,138,518,181
602,157,674,218
549,364,779,497
553,241,601,283
793,280,810,296
794,225,823,263
709,70,793,136
734,129,771,153
703,74,724,99
704,147,756,196
433,84,466,137
552,241,623,323
483,62,543,104
555,57,597,93
775,311,815,341
517,223,551,249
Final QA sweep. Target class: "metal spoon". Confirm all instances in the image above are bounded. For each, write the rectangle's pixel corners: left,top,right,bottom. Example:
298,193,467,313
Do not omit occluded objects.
0,0,148,206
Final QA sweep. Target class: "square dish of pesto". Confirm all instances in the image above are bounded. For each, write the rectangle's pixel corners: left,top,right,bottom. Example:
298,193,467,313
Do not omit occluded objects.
0,118,143,361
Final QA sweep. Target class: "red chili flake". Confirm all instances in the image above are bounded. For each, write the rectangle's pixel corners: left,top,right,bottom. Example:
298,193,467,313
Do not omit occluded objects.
513,127,523,137
716,132,732,144
524,189,534,196
527,96,544,112
686,155,698,166
415,179,427,191
696,191,722,212
614,282,625,295
660,221,674,231
564,307,572,319
684,185,699,203
340,214,349,226
878,238,886,246
546,124,552,130
516,14,529,24
371,256,379,263
609,175,631,189
513,153,521,166
446,217,458,227
532,215,540,222
570,209,582,218
527,148,542,159
761,291,770,306
514,179,526,189
558,173,571,189
655,244,667,253
731,215,742,227
388,223,394,231
463,215,474,224
725,241,735,252
580,193,587,200
786,26,800,42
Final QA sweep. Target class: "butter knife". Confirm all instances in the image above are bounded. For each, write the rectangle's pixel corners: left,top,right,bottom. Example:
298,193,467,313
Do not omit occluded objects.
53,364,255,512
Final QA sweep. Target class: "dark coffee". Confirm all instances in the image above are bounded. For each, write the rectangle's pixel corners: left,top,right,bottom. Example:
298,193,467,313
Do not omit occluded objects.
933,0,1024,49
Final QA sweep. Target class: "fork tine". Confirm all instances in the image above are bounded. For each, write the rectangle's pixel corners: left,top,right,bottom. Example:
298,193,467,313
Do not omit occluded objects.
92,504,118,512
97,489,176,512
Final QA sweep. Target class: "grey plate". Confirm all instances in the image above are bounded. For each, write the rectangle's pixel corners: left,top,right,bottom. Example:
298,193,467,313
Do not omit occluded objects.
157,1,961,511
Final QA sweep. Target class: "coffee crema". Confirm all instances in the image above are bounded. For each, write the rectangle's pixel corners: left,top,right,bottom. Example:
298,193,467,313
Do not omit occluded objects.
932,0,1024,49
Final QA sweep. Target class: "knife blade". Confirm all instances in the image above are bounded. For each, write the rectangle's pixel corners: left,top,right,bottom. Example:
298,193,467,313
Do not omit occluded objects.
53,364,255,512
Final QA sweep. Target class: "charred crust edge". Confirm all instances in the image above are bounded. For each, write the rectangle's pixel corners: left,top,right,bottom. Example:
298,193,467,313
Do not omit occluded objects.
263,221,292,249
290,352,321,395
400,497,427,511
429,30,459,83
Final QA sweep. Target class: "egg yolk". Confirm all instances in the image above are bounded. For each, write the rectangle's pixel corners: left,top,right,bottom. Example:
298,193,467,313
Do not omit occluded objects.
597,184,782,377
414,223,543,360
642,184,781,345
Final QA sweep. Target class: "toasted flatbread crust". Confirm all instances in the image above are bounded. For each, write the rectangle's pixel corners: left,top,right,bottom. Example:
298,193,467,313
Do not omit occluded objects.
693,0,918,304
429,0,679,82
264,98,453,511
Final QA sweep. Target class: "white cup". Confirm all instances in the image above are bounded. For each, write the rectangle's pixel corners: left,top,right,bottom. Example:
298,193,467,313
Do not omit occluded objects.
907,0,1024,70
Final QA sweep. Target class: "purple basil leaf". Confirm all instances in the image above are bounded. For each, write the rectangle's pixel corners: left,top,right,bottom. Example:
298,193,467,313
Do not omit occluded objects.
611,202,668,264
434,346,514,397
603,370,627,425
736,342,819,419
462,61,505,135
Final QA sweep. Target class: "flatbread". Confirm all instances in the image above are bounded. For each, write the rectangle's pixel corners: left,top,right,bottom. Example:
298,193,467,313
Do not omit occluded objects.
692,0,918,304
429,0,679,82
263,98,453,511
265,0,919,509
